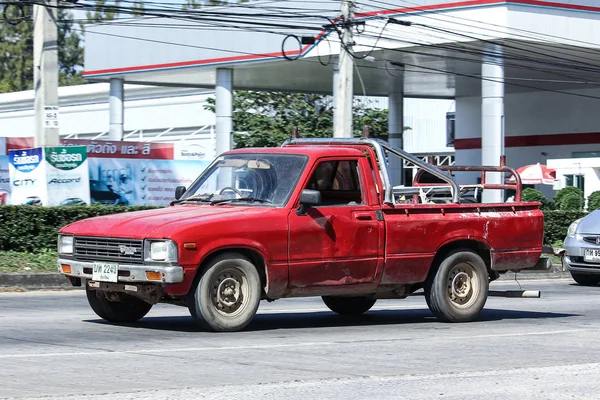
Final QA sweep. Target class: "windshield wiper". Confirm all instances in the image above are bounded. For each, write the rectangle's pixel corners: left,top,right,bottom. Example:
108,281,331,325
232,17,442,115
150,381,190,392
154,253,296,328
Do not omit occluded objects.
211,197,273,205
170,196,213,205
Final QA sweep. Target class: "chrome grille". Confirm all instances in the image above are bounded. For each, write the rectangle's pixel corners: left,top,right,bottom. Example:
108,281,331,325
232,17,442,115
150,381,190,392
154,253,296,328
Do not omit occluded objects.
74,237,143,264
583,236,600,245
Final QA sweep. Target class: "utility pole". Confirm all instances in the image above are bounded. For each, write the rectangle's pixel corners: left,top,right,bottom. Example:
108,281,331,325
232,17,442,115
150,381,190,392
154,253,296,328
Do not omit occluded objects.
333,0,354,138
33,0,60,147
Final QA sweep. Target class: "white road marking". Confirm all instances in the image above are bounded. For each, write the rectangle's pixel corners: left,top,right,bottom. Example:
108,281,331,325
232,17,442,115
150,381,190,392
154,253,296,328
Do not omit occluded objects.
0,328,589,360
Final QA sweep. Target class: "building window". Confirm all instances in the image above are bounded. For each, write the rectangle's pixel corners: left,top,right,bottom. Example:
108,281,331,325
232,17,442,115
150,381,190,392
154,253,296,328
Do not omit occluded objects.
565,174,585,193
572,151,600,158
446,112,455,147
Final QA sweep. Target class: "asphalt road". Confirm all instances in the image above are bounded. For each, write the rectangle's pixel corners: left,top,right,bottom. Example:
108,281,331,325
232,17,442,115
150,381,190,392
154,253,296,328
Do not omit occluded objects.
1,279,600,400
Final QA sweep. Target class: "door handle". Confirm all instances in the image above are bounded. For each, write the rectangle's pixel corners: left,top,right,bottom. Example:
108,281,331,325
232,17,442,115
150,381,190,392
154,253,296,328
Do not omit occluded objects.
353,212,373,221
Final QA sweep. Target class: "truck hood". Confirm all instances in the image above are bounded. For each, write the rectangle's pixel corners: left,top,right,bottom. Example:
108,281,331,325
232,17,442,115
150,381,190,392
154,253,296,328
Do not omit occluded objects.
60,205,276,239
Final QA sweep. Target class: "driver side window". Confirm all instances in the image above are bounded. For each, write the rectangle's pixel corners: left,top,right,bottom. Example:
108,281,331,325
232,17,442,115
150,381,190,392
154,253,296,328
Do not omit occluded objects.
306,160,363,206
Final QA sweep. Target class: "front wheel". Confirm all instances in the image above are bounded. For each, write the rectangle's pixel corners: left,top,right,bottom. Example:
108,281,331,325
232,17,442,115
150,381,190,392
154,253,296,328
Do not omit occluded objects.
571,272,600,286
188,253,261,332
86,287,152,323
322,296,376,315
425,249,489,322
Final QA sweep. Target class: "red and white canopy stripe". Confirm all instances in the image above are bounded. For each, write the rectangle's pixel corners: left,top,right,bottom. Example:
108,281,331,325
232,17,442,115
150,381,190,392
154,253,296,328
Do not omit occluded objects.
507,163,556,185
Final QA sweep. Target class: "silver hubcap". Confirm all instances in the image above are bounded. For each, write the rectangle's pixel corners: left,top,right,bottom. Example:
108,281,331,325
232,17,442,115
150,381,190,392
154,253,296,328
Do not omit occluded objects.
447,263,479,308
211,268,248,316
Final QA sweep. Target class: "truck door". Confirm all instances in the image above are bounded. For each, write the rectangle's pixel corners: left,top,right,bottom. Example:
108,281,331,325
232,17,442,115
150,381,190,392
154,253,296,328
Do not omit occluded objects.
288,157,383,288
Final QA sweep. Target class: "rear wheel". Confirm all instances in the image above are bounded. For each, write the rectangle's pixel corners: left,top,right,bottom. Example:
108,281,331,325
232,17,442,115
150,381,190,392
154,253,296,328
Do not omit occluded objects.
86,287,152,323
571,272,600,286
188,253,261,332
425,249,489,322
322,296,376,315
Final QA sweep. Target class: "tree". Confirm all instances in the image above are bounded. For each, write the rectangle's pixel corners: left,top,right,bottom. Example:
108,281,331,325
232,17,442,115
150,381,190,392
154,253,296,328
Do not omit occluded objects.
522,188,549,209
183,0,248,10
86,0,121,23
205,91,409,149
554,186,584,210
587,191,600,211
0,6,34,92
0,4,85,92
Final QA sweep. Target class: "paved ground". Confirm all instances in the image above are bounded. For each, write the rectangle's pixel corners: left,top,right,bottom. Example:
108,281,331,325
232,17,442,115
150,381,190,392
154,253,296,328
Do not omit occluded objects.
1,279,599,399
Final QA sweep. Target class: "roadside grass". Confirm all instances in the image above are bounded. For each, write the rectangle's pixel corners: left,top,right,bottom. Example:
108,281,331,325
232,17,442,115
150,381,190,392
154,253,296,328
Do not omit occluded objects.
0,250,58,273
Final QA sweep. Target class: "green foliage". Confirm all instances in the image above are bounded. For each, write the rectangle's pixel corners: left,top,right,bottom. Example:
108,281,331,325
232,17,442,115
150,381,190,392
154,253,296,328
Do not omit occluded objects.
560,192,584,211
206,91,409,149
0,6,85,92
183,0,248,10
554,186,584,210
587,191,600,211
543,210,588,244
0,6,34,92
0,249,58,273
521,188,549,209
86,0,121,22
0,205,159,253
130,0,146,17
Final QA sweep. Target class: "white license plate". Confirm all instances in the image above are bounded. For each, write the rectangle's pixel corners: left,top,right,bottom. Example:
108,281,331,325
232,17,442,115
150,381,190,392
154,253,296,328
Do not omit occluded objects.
584,249,600,263
92,262,119,282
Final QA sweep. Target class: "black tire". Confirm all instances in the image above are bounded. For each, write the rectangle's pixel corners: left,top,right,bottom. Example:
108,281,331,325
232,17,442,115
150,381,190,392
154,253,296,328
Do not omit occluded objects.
322,296,376,315
571,272,600,286
425,249,489,322
187,253,261,332
86,287,152,323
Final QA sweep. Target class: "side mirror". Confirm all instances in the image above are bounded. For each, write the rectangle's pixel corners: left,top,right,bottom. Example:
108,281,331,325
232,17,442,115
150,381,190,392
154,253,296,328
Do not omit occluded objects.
297,189,321,215
175,186,187,200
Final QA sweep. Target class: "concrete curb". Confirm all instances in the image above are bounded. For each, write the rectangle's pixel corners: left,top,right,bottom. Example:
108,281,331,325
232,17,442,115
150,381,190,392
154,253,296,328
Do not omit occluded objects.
0,265,573,291
0,273,77,290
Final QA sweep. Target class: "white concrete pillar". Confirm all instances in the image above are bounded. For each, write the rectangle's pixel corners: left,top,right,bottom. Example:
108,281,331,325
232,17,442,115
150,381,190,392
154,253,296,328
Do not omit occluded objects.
388,87,404,187
481,44,505,203
108,78,124,141
215,68,233,155
332,65,339,136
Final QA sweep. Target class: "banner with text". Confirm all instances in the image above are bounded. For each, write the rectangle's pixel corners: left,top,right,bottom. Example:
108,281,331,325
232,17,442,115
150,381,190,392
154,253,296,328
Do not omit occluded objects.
0,155,9,205
45,146,91,206
88,158,210,206
8,147,47,205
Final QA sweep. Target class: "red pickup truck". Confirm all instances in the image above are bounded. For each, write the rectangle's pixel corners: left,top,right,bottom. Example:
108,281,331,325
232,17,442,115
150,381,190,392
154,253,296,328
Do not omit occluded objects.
57,139,545,332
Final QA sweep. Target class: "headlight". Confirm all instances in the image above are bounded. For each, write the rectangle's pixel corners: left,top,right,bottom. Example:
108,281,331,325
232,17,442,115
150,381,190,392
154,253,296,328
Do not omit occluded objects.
144,240,178,262
58,235,74,254
567,218,582,239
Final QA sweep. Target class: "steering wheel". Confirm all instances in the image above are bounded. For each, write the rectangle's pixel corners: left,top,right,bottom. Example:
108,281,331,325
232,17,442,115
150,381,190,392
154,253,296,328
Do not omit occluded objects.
219,187,244,198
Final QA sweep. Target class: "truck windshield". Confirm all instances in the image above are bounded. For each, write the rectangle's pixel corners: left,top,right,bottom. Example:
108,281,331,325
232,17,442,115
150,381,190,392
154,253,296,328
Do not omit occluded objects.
181,153,308,206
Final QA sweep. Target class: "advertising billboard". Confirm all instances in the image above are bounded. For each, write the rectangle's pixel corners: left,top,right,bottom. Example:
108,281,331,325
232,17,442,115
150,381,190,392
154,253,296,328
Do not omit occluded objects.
8,147,46,205
45,146,91,206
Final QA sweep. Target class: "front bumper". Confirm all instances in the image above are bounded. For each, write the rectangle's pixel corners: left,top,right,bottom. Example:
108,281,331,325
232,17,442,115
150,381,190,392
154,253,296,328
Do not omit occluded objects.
564,236,600,274
57,258,184,284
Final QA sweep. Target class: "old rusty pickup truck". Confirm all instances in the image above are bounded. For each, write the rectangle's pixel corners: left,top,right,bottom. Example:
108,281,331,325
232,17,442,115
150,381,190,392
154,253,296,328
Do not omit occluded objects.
57,138,546,331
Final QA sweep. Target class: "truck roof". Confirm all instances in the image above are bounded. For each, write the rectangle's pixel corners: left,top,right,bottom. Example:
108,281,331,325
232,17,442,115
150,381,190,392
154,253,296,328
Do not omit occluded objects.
224,145,367,158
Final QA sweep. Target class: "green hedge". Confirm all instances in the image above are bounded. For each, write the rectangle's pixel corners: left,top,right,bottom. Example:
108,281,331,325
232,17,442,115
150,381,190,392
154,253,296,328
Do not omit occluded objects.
0,205,159,253
543,210,588,244
0,205,590,254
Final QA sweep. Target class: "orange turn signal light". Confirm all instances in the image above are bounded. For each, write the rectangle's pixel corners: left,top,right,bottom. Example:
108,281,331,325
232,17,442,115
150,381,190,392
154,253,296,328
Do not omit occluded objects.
145,271,162,281
183,242,197,250
61,264,72,274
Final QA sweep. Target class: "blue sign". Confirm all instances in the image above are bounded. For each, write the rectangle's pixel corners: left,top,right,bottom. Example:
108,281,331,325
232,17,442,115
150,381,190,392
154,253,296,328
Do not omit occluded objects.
9,148,43,173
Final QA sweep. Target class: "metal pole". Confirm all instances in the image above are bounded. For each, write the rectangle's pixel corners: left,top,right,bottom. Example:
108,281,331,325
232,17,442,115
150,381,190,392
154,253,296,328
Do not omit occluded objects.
108,78,124,141
333,0,354,138
481,43,504,203
388,87,404,187
33,0,59,147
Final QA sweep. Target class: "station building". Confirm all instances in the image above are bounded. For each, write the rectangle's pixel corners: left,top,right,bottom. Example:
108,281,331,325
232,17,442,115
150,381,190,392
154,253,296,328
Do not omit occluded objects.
3,0,600,202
